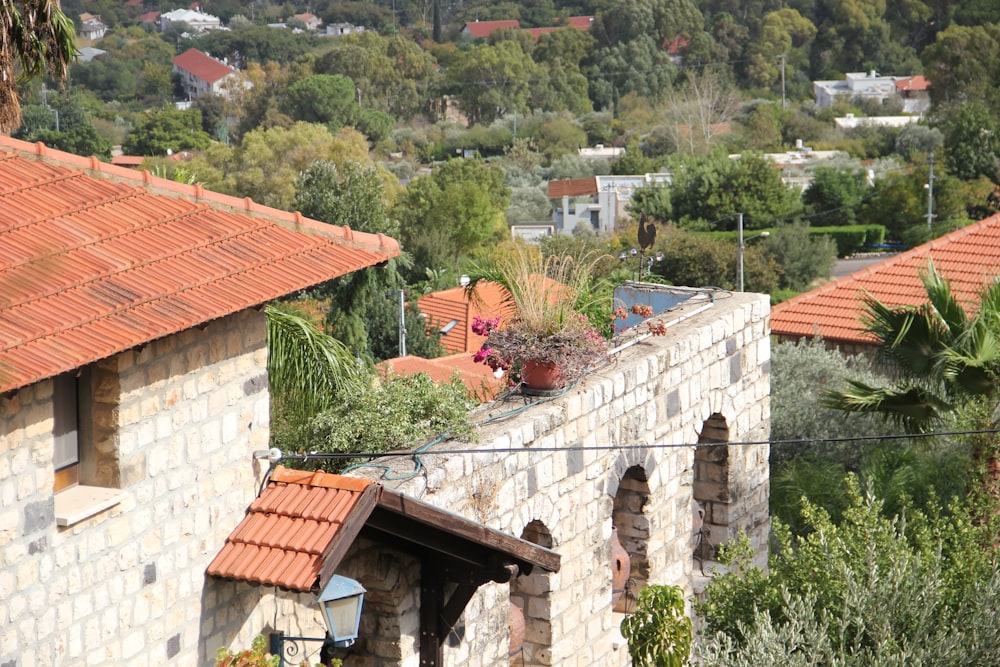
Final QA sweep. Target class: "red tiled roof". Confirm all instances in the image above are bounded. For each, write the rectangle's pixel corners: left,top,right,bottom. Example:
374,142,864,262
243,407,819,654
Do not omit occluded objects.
463,19,520,39
418,282,515,354
207,467,376,591
771,213,1000,345
137,10,160,22
896,75,929,92
379,353,506,399
564,16,593,29
207,465,561,592
0,137,399,393
171,48,235,84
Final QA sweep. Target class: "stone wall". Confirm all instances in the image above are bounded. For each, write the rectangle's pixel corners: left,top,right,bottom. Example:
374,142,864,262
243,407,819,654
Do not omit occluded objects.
1,291,770,667
0,310,271,667
339,291,771,666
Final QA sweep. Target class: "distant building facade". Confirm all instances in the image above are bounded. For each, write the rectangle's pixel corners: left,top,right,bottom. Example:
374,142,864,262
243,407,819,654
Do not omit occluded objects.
171,48,239,99
548,173,671,235
813,71,929,113
159,8,222,33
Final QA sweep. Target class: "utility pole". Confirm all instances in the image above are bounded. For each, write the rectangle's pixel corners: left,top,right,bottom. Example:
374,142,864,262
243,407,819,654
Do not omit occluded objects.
926,152,935,231
737,213,745,292
778,55,786,111
398,289,407,357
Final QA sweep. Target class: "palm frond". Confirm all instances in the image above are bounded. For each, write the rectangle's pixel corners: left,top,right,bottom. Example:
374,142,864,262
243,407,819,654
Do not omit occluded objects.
266,304,368,416
919,260,968,337
821,380,950,434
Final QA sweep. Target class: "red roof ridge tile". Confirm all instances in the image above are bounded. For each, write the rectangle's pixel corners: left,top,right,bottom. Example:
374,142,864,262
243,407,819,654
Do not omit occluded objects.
269,465,374,492
0,137,399,256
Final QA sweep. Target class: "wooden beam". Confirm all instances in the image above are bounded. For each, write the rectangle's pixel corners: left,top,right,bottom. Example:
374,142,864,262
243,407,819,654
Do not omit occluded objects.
377,489,561,573
420,562,444,666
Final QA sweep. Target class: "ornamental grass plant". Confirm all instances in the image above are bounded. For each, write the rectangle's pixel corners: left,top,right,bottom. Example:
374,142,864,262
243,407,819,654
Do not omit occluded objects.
465,245,609,385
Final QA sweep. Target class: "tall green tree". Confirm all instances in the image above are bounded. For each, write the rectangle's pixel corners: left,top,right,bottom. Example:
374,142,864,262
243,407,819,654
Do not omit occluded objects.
671,153,801,228
802,166,869,227
396,158,511,273
123,108,212,156
282,73,359,127
445,40,538,125
935,101,1000,183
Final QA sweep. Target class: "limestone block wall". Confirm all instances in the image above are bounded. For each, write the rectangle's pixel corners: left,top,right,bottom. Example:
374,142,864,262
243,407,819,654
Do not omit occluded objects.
340,292,771,667
0,309,270,667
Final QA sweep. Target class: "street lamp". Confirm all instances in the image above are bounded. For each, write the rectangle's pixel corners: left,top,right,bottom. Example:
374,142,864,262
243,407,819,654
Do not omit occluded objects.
270,575,366,666
736,213,769,292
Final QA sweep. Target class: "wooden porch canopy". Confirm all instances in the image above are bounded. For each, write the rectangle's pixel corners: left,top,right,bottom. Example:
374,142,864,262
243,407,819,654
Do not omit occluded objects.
207,466,560,665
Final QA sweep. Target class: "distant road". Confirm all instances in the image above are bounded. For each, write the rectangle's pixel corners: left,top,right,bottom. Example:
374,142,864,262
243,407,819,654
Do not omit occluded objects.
831,253,899,280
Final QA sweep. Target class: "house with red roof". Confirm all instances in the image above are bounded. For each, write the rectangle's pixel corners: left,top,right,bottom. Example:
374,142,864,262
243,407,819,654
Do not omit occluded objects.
895,74,930,114
0,135,399,665
771,213,1000,354
172,48,240,99
463,16,593,41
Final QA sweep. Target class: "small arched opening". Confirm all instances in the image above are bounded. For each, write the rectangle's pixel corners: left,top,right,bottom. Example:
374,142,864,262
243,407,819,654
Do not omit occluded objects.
611,465,650,613
694,413,731,561
510,521,554,666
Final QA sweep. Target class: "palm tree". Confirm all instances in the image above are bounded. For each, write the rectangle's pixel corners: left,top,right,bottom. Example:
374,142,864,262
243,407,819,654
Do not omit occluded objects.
823,261,1000,435
266,303,369,449
1,0,76,133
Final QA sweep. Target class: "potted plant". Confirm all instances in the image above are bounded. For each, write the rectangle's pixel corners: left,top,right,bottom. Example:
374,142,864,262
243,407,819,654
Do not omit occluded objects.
466,245,609,392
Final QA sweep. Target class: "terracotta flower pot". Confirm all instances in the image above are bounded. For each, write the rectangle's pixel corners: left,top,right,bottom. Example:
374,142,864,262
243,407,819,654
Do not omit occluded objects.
509,600,525,660
520,359,564,393
611,526,631,610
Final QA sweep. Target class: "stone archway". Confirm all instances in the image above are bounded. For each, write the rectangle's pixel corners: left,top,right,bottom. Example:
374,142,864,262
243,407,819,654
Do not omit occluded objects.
510,521,553,666
694,413,730,560
611,465,650,613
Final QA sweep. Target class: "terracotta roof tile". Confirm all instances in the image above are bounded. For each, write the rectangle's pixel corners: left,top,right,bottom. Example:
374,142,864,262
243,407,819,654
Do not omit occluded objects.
207,467,376,591
0,137,399,393
418,282,515,354
772,213,1000,345
379,352,506,399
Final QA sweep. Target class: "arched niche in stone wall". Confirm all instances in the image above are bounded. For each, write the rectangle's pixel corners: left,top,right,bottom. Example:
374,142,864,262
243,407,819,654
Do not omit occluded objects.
611,465,650,613
694,413,731,561
511,520,554,667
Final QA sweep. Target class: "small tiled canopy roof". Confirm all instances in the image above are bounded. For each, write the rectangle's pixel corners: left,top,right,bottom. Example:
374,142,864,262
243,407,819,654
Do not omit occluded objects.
771,213,1000,346
207,466,560,593
0,137,399,393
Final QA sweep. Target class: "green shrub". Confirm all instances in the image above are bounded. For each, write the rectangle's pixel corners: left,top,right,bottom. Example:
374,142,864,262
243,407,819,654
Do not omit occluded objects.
696,485,1000,666
621,585,692,667
307,372,474,471
697,481,1000,662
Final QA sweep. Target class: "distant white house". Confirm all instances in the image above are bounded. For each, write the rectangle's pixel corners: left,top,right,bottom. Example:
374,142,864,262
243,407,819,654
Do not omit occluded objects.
321,22,365,37
294,12,322,30
813,71,902,108
78,12,107,40
171,48,240,99
159,8,222,33
834,114,921,129
578,145,624,161
548,173,671,235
